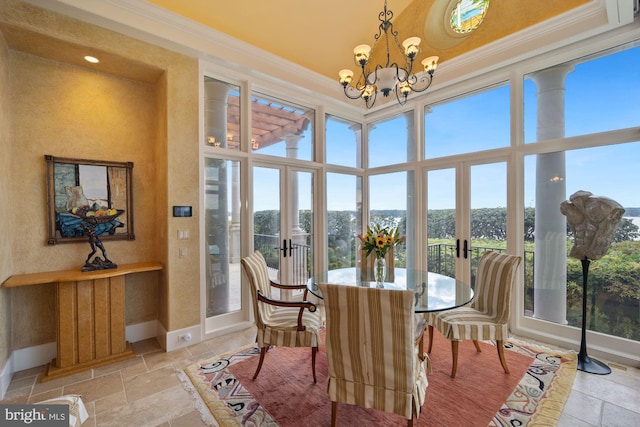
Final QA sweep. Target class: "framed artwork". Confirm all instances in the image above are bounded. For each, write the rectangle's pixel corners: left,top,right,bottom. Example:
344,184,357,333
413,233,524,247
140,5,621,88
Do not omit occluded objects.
45,155,135,244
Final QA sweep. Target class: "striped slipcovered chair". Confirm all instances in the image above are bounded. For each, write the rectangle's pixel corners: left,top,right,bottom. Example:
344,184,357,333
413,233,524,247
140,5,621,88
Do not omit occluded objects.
320,283,429,427
241,251,322,382
427,250,522,378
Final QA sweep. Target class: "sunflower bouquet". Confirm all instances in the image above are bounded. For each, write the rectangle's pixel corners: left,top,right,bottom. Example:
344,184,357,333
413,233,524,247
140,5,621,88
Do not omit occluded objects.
358,223,405,259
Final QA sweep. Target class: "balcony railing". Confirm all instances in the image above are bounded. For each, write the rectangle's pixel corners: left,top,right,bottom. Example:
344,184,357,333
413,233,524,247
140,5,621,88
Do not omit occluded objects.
254,233,311,286
427,243,534,293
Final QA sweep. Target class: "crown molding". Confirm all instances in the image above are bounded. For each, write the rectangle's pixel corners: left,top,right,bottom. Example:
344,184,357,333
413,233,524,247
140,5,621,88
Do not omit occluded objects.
24,0,348,107
25,0,638,114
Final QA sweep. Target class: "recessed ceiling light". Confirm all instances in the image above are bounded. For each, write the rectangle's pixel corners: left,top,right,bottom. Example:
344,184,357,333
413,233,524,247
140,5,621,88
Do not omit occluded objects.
84,56,99,63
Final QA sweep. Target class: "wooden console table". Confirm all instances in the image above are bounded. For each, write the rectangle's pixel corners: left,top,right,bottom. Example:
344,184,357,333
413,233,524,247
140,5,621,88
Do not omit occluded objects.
2,261,163,382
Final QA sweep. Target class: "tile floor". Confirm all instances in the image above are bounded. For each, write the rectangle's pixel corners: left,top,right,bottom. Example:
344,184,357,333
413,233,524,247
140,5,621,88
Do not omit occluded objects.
1,326,639,426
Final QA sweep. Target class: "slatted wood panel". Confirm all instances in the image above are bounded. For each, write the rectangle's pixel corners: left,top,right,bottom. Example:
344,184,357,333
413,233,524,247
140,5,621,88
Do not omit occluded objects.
2,262,162,382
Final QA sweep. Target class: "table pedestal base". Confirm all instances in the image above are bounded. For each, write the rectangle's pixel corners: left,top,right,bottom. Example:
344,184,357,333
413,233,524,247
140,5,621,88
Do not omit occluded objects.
43,344,136,382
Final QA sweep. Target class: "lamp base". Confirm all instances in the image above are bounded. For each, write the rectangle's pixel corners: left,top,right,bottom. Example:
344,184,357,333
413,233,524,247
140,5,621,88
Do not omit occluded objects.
577,353,611,375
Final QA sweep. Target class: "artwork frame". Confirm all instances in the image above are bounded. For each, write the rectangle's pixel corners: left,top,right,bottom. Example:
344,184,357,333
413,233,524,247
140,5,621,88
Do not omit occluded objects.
45,155,135,245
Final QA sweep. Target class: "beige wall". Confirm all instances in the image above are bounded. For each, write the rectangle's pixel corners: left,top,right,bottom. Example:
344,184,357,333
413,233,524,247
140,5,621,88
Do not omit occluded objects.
0,25,13,371
0,0,200,354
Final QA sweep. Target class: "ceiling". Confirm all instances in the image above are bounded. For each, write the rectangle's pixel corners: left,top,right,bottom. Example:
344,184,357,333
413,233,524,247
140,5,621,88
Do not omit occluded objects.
146,0,591,81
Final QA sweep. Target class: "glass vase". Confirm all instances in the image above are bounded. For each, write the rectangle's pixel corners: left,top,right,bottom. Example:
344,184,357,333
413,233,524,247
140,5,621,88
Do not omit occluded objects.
375,256,386,287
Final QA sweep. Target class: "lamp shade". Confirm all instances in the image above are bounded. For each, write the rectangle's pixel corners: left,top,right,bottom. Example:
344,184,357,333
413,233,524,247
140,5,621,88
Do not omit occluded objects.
353,44,372,66
422,56,439,73
402,37,421,58
339,69,354,85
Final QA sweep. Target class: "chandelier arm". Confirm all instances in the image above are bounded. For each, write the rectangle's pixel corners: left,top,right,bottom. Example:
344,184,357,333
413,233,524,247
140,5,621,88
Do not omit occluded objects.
364,89,377,109
395,87,408,106
408,73,435,93
343,84,364,100
404,57,416,80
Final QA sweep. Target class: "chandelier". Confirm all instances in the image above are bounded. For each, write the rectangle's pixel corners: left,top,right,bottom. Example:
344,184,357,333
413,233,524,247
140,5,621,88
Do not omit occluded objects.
339,0,439,109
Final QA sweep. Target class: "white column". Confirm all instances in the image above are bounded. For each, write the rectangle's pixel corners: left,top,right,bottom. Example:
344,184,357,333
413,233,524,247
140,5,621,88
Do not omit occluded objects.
230,161,240,263
349,123,364,267
285,134,303,235
204,80,230,148
350,123,363,169
530,64,573,324
404,111,416,270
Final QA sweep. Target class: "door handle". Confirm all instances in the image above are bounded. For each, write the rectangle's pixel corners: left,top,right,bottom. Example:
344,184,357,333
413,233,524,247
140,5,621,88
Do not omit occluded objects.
456,239,460,258
463,239,468,259
280,239,288,258
288,239,293,257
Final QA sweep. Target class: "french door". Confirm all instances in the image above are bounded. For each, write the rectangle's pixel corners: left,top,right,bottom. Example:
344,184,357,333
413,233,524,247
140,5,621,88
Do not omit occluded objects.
426,159,508,288
252,164,315,297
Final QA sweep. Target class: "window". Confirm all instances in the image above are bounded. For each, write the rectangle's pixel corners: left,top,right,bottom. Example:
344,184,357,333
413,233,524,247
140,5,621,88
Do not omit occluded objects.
326,114,362,168
369,171,412,267
524,142,640,342
524,41,640,143
250,92,314,161
368,113,414,168
425,83,510,159
204,77,240,150
450,0,490,34
205,158,242,317
326,173,362,270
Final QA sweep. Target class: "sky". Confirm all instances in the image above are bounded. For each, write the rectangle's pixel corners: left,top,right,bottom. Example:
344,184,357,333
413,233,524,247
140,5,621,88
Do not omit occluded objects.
251,42,639,214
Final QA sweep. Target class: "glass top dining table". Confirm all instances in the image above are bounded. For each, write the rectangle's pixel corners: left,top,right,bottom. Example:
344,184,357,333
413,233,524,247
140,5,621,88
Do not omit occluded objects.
307,267,474,313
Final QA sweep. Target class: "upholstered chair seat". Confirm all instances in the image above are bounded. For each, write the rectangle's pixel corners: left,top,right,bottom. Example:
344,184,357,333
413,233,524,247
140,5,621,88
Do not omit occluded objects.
241,251,321,382
427,250,522,378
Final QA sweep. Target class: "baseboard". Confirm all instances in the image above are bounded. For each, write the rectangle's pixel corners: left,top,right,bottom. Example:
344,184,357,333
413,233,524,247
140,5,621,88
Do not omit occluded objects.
204,320,254,340
0,320,206,398
125,320,158,343
12,342,57,372
0,320,161,399
0,342,56,400
0,357,13,400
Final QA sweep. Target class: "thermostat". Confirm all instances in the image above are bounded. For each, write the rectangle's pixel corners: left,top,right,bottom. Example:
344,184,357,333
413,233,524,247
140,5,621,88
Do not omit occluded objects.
173,206,192,217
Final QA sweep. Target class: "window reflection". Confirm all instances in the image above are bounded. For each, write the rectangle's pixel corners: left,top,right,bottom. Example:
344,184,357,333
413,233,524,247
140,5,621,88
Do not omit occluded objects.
250,92,314,161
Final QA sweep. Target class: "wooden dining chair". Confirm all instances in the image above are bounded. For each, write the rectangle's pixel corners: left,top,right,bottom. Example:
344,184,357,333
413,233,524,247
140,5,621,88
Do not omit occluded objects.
241,251,322,382
426,250,522,378
320,283,429,427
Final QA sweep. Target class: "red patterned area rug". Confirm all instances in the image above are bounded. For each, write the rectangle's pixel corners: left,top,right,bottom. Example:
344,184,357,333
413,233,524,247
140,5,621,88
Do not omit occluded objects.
179,329,576,426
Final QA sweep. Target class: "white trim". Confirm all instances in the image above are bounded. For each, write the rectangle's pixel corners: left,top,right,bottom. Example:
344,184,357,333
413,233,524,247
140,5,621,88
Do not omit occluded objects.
125,320,158,344
0,357,12,400
203,320,254,341
11,342,57,373
24,0,634,116
514,317,640,367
